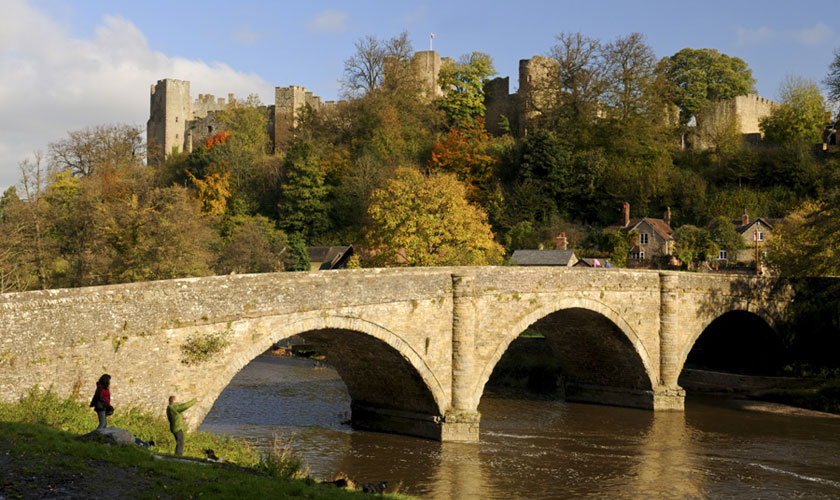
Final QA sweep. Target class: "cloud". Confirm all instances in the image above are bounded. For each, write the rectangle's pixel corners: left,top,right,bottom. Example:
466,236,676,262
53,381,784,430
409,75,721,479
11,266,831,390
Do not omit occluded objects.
0,0,273,192
230,25,262,46
306,9,349,34
735,26,775,46
735,22,835,47
792,22,834,46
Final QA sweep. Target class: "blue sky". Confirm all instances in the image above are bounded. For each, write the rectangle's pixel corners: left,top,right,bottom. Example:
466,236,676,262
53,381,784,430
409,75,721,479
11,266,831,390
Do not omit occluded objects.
1,0,839,191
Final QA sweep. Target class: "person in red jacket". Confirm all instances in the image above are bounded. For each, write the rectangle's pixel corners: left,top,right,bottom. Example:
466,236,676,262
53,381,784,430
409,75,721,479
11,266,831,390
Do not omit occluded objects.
89,374,112,429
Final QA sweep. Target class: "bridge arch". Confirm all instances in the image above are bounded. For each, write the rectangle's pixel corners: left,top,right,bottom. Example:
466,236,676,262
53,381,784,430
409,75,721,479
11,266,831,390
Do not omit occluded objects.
677,304,781,378
201,314,447,431
474,296,657,409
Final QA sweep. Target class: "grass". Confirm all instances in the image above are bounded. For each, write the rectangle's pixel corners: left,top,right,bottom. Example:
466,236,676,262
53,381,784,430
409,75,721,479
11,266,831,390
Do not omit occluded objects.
0,388,416,499
760,380,840,414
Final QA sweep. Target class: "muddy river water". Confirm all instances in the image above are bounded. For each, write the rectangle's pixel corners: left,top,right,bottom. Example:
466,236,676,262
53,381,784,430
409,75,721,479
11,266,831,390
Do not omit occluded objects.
200,355,840,499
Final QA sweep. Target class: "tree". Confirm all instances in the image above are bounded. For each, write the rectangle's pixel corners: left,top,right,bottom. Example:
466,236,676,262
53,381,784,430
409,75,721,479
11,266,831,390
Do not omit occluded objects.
437,52,496,125
760,77,826,146
766,199,840,276
215,214,289,274
48,124,144,177
602,32,658,120
708,215,744,262
341,32,414,97
541,32,606,127
277,141,330,241
364,167,504,266
662,48,755,127
826,47,840,106
673,224,718,269
99,186,218,283
428,118,501,201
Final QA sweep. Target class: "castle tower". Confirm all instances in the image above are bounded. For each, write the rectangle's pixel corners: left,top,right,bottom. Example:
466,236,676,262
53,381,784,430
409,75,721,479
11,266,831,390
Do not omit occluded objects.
274,85,308,149
411,50,445,98
147,79,192,164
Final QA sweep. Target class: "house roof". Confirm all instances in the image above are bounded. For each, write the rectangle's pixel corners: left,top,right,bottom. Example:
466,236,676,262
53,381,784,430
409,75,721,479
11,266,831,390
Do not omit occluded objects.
511,249,578,266
306,246,354,270
604,218,674,241
734,218,779,234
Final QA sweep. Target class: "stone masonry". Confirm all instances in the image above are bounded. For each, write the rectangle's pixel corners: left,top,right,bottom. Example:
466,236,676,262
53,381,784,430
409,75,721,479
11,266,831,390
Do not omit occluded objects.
0,267,795,442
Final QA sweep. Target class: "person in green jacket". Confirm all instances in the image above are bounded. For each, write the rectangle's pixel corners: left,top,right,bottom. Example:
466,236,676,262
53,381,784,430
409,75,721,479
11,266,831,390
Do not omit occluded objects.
166,395,200,456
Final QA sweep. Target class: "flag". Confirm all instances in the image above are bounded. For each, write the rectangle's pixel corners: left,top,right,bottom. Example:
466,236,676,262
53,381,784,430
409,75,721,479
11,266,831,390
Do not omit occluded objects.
430,33,435,39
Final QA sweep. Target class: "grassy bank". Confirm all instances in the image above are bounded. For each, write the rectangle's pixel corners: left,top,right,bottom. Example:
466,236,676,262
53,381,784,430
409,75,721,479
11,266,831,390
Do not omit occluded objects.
0,388,414,499
760,381,840,414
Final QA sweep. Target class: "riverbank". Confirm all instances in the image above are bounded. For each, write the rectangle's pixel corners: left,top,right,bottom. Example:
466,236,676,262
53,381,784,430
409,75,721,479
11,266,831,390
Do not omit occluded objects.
0,389,413,499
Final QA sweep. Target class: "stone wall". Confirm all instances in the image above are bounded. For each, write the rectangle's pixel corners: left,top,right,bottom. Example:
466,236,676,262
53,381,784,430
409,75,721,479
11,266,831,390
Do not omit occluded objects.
0,267,796,441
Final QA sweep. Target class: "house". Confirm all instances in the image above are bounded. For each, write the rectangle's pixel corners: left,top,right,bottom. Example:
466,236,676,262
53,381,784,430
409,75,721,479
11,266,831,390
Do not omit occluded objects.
716,211,779,264
604,203,674,260
511,249,578,267
306,246,354,271
510,232,579,267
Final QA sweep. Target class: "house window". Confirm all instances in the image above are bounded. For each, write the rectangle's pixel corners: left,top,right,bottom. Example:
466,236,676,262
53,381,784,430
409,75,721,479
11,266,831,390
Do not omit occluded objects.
718,250,728,260
639,251,645,259
639,233,649,245
757,232,765,242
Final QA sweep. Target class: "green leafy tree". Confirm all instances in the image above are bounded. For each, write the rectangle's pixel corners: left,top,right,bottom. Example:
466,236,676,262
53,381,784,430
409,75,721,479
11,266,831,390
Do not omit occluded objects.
708,215,744,262
277,141,330,241
215,214,290,274
100,186,218,283
286,233,311,271
766,199,840,276
673,224,718,269
438,52,496,125
364,167,504,266
662,48,755,127
760,77,827,146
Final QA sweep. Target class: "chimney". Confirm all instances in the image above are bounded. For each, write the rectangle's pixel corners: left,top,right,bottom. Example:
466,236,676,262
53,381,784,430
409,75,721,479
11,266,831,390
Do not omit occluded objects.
742,209,749,227
664,207,671,226
555,232,567,251
622,203,630,227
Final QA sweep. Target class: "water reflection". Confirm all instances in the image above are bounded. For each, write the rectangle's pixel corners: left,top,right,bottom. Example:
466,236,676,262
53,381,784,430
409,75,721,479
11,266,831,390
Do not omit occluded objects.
625,411,703,499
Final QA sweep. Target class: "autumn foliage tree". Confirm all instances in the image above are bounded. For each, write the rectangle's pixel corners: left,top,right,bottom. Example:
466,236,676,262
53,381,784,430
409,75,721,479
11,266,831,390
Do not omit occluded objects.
363,167,504,267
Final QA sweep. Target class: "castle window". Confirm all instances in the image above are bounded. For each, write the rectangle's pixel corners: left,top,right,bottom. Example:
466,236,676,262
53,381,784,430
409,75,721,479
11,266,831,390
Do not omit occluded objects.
208,126,213,134
175,117,178,122
176,134,179,139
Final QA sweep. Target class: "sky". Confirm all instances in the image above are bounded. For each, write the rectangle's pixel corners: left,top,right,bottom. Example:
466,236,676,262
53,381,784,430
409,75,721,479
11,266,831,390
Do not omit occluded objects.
1,0,839,192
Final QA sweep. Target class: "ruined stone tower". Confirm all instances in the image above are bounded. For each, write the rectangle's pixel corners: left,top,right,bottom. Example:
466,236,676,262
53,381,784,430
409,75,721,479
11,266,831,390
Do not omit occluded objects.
147,79,191,164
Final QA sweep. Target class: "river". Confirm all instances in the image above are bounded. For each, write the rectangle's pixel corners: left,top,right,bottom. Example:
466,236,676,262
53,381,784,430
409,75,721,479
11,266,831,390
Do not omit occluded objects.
200,354,840,499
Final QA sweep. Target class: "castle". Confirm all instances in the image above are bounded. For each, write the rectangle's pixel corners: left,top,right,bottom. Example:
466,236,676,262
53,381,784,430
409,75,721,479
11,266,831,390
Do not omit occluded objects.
147,51,779,161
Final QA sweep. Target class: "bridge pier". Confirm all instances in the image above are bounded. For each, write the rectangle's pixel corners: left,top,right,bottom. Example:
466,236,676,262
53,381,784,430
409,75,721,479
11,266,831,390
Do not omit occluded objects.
657,272,686,410
445,273,481,442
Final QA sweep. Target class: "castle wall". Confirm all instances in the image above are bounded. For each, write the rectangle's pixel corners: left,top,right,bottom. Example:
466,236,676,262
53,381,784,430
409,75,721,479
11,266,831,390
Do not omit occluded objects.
484,77,516,135
192,93,235,119
731,94,778,135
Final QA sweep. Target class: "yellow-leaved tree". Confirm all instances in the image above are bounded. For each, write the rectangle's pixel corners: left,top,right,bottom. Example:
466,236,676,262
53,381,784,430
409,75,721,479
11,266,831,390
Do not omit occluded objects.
364,167,504,267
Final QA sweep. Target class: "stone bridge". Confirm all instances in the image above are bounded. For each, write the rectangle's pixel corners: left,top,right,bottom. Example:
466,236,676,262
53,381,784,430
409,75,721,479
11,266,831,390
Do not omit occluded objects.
0,267,793,441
